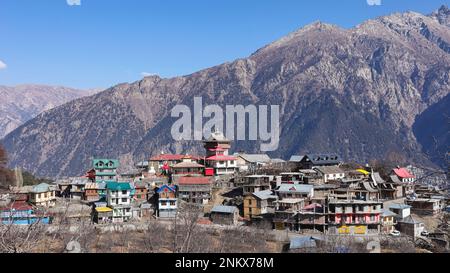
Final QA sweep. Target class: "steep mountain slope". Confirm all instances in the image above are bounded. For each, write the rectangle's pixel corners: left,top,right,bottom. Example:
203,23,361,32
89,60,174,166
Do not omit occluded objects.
0,84,98,138
2,6,449,177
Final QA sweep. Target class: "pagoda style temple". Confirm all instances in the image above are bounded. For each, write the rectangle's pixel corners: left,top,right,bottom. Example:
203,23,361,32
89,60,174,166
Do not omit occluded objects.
203,131,237,176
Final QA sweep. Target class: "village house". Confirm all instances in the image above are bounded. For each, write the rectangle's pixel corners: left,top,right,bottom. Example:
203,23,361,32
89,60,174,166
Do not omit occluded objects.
29,183,57,207
371,172,397,200
279,172,304,184
69,178,87,200
203,131,238,176
175,176,212,205
92,202,113,224
388,203,411,220
298,169,323,185
391,167,415,197
170,155,205,177
132,181,148,203
388,175,408,198
327,199,382,235
84,182,99,202
1,202,50,225
297,203,327,233
243,189,277,220
329,178,380,201
234,175,272,195
276,184,314,200
396,215,425,238
380,209,397,234
297,154,341,169
157,184,177,218
93,159,119,182
149,153,200,175
406,198,443,216
313,165,345,183
273,184,314,231
106,182,132,223
234,153,271,172
210,205,240,225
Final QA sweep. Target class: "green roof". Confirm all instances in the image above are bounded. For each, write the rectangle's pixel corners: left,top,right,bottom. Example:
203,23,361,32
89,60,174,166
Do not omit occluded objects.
106,182,132,191
93,159,119,169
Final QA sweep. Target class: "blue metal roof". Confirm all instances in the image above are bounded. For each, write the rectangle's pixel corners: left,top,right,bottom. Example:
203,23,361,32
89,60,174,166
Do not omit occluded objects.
289,236,317,249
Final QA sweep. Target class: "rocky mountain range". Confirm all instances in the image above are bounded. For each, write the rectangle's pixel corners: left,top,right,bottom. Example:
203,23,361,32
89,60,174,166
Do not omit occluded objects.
2,5,449,178
0,84,98,138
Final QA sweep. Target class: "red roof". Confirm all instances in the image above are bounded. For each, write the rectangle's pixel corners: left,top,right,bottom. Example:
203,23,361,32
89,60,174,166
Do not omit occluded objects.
393,168,415,179
150,154,200,161
0,201,32,211
205,155,236,161
178,176,212,185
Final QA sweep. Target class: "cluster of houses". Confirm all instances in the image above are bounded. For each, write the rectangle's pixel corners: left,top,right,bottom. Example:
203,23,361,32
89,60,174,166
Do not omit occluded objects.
1,131,448,242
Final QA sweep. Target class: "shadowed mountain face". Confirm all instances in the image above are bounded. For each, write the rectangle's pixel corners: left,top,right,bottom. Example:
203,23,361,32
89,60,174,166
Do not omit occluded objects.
0,84,99,138
413,93,450,168
2,6,450,177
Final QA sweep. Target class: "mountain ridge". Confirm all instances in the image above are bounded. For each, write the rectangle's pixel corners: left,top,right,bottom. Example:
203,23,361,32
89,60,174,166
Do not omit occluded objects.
2,5,449,177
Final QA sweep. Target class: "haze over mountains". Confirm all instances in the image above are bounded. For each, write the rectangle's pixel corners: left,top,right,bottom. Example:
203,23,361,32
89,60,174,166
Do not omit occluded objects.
2,5,449,178
0,84,99,138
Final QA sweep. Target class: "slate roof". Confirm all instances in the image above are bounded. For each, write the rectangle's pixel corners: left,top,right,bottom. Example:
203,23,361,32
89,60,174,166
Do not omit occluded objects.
314,165,344,175
304,154,340,165
211,205,238,214
389,175,403,185
398,215,422,224
238,154,271,163
371,172,386,184
381,209,397,217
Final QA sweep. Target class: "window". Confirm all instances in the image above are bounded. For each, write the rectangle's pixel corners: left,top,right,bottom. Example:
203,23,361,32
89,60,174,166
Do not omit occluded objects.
170,201,176,206
121,198,127,203
248,199,252,205
122,190,127,195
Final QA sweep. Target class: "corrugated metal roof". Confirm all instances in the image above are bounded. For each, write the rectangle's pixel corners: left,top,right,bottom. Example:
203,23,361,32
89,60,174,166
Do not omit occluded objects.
389,203,411,210
106,182,132,191
253,190,277,200
277,184,313,194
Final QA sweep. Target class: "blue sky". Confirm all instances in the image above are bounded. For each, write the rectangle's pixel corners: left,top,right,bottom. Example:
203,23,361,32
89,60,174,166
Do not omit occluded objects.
0,0,447,89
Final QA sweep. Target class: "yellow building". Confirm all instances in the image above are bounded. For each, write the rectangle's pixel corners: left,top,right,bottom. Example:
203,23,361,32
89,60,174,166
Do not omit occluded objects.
243,190,277,220
29,183,56,207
